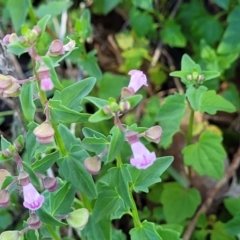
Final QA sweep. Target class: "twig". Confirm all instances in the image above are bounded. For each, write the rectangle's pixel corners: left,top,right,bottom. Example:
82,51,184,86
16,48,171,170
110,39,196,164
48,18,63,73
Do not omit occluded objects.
183,147,240,240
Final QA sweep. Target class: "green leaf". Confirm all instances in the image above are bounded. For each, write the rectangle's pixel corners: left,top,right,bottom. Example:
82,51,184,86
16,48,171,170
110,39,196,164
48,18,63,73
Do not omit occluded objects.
160,20,186,47
79,51,102,80
156,93,186,148
88,108,113,123
35,1,72,18
31,151,59,172
211,221,235,240
200,90,236,114
36,208,66,226
59,146,97,199
182,130,226,179
82,215,112,240
155,225,182,240
224,215,240,236
75,9,92,39
22,162,40,187
49,100,90,123
41,56,63,90
85,96,108,108
94,185,125,221
1,136,11,150
81,137,109,154
37,15,51,33
217,6,240,54
130,220,162,240
131,0,153,10
222,84,240,110
121,95,143,110
186,85,208,111
130,8,154,37
128,156,173,193
107,126,125,163
160,182,201,223
212,0,229,9
201,71,220,81
7,0,30,31
57,124,81,152
19,82,36,122
50,182,75,215
92,0,122,15
53,77,96,110
82,127,107,139
97,72,129,99
7,41,28,56
224,198,240,216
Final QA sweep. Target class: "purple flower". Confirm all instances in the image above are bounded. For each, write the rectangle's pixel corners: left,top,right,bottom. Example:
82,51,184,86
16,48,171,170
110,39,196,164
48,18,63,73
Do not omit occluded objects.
23,183,44,210
128,70,148,93
130,141,156,169
37,64,54,91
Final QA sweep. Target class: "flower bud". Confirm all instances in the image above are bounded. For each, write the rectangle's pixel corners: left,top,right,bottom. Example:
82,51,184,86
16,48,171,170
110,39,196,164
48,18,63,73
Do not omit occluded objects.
109,100,119,112
18,171,30,186
102,105,112,115
37,64,54,91
2,34,10,45
144,126,162,143
33,121,55,144
49,39,65,56
0,190,10,208
186,74,192,81
2,149,11,158
9,33,18,43
2,82,21,97
121,87,134,99
84,156,101,175
0,169,11,189
63,38,76,51
27,212,42,229
198,74,204,83
119,101,131,112
0,75,14,93
43,177,58,192
32,26,41,37
66,208,89,230
0,231,23,240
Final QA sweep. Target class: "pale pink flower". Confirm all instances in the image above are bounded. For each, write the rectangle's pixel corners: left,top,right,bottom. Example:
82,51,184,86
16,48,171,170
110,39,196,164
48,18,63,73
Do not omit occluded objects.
40,77,54,91
23,183,44,210
128,70,148,93
130,141,156,169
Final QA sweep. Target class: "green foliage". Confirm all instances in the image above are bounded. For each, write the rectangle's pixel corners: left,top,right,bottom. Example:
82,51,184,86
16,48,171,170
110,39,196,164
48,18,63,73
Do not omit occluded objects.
160,183,201,223
182,130,226,179
156,93,186,148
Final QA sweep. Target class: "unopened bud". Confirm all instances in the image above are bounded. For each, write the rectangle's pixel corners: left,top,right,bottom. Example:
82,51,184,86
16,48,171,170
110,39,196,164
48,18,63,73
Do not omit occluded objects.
102,105,112,115
121,87,134,98
186,74,192,81
49,39,65,56
0,190,10,208
18,171,30,186
119,101,131,112
2,34,10,45
0,75,14,93
144,126,162,143
27,212,42,229
198,74,204,83
33,121,55,144
63,38,76,51
2,83,21,97
192,70,199,81
9,33,18,43
32,26,41,36
66,208,89,230
84,156,101,175
43,177,58,192
109,102,119,112
0,169,11,189
0,231,23,240
2,149,11,158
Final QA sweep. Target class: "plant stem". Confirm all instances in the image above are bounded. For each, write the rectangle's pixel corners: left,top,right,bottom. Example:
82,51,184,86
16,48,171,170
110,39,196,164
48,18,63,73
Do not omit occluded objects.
46,225,61,240
81,193,92,211
116,153,123,167
129,186,142,228
52,124,68,156
186,108,194,145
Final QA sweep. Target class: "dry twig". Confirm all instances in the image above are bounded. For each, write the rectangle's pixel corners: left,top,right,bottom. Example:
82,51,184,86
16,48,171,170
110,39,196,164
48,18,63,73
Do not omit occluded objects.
183,147,240,240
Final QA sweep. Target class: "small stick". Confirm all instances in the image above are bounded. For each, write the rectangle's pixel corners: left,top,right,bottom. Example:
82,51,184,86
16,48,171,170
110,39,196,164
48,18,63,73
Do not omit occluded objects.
183,147,240,240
